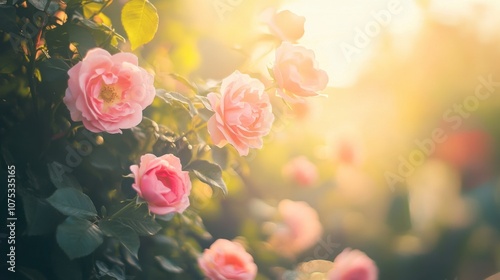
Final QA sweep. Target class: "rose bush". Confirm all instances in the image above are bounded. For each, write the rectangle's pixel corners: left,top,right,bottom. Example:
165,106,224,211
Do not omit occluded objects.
0,1,333,279
63,48,155,134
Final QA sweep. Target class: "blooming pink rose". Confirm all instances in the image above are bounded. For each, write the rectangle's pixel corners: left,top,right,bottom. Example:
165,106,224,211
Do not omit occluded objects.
273,42,329,102
327,248,378,280
282,156,319,187
268,200,323,258
198,239,258,280
207,71,274,156
262,8,305,42
130,154,191,215
63,48,155,134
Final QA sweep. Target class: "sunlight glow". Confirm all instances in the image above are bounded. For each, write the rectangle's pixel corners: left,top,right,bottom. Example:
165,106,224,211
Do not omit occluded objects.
282,0,421,87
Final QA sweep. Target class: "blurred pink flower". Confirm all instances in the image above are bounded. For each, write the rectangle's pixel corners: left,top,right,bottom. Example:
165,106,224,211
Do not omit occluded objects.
332,136,364,167
433,130,492,188
130,154,191,215
273,42,329,102
198,239,258,280
262,8,305,42
327,248,378,280
63,48,155,134
268,199,323,258
207,71,274,156
282,156,319,187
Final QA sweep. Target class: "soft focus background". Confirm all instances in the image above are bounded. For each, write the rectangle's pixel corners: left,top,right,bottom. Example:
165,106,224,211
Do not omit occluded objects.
125,0,500,279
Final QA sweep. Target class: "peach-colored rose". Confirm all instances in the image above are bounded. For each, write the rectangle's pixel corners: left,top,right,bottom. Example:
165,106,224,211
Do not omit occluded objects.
198,239,258,280
130,154,191,215
268,200,323,258
273,42,329,102
207,71,274,156
282,156,319,187
262,8,305,42
63,48,155,134
327,248,378,280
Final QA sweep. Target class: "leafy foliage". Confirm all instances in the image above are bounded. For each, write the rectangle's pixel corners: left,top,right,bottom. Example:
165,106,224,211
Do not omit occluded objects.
56,216,104,259
0,0,290,278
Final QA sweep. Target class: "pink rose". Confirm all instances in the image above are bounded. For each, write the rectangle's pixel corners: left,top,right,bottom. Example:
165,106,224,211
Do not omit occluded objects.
282,156,319,187
262,8,305,42
327,248,378,280
207,71,274,156
268,200,323,258
130,154,191,215
198,239,258,280
273,42,329,102
63,48,155,134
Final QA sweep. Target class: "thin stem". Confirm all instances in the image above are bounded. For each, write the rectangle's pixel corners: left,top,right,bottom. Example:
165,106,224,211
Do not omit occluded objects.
28,11,47,118
90,0,112,18
28,43,38,117
109,199,137,220
176,121,208,141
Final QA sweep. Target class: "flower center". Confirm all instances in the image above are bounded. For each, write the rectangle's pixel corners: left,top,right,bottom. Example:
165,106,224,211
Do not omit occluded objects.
99,84,120,104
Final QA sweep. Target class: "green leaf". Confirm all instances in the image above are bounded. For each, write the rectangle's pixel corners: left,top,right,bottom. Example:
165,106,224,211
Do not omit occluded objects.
47,188,98,219
95,260,125,280
56,216,103,259
186,160,227,195
169,73,198,93
68,24,97,57
153,235,178,248
156,89,197,116
154,256,183,273
197,108,215,122
28,0,48,10
156,212,175,222
121,0,158,50
196,95,213,111
182,210,212,239
22,193,62,236
83,2,106,19
99,220,140,258
121,246,142,271
196,95,215,121
113,204,161,236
